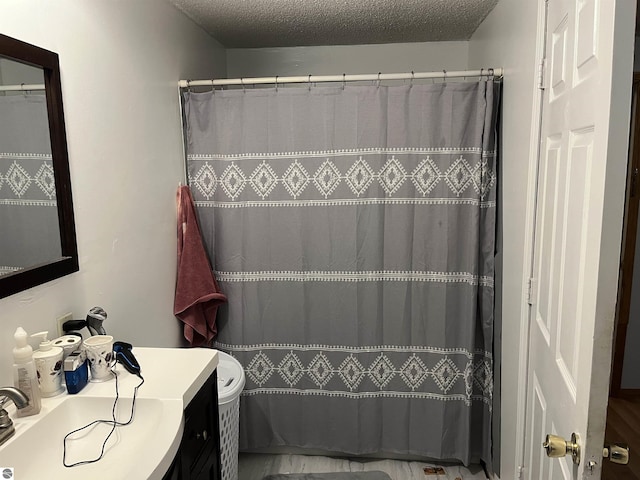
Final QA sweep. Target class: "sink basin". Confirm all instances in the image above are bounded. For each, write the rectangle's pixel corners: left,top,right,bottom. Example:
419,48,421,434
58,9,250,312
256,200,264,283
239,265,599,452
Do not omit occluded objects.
0,395,183,479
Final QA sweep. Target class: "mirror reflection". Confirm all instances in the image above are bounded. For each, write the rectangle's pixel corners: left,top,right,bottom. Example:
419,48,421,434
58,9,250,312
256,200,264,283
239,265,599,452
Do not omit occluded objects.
0,58,62,276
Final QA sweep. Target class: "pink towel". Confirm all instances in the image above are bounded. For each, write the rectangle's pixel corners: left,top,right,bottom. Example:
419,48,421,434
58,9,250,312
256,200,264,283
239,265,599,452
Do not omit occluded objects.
174,185,227,346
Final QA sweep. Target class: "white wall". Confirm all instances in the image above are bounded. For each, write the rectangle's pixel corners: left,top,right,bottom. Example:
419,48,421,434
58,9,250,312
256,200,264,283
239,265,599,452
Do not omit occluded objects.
469,0,542,478
226,42,469,78
0,0,225,386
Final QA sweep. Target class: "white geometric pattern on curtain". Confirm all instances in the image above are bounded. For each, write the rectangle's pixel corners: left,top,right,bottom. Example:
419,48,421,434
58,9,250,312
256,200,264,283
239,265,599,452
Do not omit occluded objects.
189,149,495,207
0,153,57,205
183,81,499,467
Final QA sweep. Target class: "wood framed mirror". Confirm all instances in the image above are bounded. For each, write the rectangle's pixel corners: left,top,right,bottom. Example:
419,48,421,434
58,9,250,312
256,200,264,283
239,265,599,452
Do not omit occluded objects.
0,33,78,299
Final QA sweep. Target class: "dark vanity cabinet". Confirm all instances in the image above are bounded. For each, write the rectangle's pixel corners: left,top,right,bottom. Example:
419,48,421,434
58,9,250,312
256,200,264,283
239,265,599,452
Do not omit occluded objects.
164,370,222,480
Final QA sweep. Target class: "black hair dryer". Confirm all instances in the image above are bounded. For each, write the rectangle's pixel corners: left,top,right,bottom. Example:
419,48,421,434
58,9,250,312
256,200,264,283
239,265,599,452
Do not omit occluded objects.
113,341,141,375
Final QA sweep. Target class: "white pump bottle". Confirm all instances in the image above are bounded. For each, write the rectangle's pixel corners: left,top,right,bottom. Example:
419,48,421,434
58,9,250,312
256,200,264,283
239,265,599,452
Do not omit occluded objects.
32,331,65,397
12,327,42,417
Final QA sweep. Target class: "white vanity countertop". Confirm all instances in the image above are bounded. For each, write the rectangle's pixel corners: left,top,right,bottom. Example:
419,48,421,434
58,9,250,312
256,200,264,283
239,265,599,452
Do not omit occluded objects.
82,346,219,404
0,346,219,480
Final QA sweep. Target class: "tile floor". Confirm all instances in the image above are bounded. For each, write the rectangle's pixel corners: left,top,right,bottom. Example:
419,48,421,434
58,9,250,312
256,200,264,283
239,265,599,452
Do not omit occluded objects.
238,453,488,480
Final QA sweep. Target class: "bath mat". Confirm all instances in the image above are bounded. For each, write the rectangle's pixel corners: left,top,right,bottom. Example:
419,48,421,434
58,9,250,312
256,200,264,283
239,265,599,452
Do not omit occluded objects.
263,473,392,480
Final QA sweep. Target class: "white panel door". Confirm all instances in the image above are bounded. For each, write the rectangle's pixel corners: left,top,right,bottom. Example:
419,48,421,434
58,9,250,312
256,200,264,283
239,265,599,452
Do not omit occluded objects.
524,0,634,478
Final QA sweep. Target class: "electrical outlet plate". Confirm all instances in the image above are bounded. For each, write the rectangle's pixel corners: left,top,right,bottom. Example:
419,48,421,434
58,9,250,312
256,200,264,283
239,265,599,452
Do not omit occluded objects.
55,312,73,337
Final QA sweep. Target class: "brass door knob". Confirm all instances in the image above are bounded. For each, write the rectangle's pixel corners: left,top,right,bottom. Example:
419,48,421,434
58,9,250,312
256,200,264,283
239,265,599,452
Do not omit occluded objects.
603,444,630,465
543,433,581,465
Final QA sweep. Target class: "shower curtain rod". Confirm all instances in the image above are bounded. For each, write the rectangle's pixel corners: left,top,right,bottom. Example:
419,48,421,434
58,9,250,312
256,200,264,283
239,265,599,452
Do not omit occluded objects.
178,68,503,88
0,83,45,92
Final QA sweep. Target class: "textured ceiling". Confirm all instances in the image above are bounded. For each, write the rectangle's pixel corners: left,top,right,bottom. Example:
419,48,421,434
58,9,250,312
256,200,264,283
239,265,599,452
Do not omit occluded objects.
169,0,500,48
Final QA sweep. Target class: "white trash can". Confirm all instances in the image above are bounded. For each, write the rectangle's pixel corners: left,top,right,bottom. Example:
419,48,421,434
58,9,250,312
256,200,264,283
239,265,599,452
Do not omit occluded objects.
216,350,246,480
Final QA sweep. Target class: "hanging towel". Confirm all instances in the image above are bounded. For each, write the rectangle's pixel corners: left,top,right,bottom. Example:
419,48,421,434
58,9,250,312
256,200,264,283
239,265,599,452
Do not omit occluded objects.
174,185,227,346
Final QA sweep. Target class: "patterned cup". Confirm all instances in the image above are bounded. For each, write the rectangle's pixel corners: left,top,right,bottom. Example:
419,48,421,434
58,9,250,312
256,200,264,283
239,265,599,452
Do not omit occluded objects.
83,335,114,382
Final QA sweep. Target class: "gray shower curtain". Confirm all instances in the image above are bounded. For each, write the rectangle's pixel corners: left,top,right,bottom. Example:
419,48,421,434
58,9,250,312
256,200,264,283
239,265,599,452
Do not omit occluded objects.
183,80,499,466
0,94,60,274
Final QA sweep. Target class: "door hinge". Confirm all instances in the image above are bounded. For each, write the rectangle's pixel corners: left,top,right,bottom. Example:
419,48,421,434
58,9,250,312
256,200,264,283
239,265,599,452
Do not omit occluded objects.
538,58,546,90
527,277,537,305
518,465,525,479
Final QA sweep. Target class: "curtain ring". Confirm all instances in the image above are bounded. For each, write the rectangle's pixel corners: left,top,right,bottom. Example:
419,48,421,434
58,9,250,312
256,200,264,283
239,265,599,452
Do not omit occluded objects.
275,75,279,92
410,71,415,87
185,79,192,93
342,73,346,90
479,68,483,81
241,77,245,92
210,78,215,94
308,74,312,91
442,70,447,83
488,68,495,81
376,72,382,89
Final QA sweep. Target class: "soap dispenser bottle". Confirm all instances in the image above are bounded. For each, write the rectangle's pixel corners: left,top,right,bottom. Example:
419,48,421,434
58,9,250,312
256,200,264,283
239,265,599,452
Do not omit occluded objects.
31,331,65,397
12,327,42,417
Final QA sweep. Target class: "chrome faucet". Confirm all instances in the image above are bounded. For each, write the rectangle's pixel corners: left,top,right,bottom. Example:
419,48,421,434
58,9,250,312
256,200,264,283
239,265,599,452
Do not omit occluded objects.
0,387,30,446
